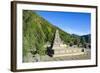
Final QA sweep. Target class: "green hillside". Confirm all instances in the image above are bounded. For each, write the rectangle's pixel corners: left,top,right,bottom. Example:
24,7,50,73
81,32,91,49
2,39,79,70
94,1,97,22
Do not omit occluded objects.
23,10,91,58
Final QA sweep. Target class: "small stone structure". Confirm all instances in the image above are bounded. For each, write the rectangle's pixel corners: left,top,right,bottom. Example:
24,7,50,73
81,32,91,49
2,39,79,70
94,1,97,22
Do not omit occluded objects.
52,30,85,57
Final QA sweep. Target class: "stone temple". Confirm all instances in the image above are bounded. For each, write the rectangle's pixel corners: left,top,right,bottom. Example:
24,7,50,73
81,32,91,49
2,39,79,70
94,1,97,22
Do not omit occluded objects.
51,30,85,57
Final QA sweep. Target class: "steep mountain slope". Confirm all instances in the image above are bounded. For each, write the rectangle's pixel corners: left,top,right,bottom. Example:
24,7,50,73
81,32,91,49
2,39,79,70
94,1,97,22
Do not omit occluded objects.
23,10,56,57
81,34,91,43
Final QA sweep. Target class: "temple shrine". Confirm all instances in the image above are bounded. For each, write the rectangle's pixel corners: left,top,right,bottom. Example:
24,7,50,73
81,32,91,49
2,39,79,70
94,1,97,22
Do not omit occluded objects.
52,30,85,57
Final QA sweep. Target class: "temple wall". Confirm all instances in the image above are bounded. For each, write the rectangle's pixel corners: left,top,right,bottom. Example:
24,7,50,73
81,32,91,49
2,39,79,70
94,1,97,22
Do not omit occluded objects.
53,52,84,57
53,48,85,57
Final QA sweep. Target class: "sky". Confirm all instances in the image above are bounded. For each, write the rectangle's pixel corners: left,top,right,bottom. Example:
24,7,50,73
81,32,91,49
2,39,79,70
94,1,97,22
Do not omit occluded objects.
36,11,91,36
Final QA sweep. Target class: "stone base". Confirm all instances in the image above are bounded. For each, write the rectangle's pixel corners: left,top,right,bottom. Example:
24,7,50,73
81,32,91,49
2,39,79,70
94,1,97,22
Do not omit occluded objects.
53,52,84,57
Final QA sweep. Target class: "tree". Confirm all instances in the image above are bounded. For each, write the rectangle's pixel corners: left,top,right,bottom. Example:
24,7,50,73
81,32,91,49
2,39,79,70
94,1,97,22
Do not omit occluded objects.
81,37,86,48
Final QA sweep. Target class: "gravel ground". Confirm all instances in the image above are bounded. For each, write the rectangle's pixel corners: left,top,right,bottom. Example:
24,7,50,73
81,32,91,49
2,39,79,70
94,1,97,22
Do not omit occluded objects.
23,49,91,62
40,50,91,62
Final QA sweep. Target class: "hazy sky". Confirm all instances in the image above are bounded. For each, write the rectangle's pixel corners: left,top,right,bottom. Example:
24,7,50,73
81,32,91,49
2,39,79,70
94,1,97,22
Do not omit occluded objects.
36,11,91,36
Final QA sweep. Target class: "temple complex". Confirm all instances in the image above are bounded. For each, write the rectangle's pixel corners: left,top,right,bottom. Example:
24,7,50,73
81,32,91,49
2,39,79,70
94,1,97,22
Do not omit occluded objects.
52,30,85,57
